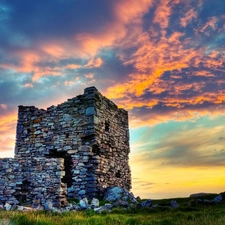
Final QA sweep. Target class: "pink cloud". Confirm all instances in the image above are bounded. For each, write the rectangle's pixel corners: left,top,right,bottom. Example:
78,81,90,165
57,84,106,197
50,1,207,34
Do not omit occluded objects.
114,0,153,24
180,8,197,27
85,57,103,68
0,104,7,110
24,83,34,88
199,17,218,33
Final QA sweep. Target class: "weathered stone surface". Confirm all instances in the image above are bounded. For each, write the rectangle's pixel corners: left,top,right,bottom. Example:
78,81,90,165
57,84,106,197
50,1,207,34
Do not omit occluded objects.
114,199,129,207
94,203,113,213
43,200,53,211
91,198,99,208
104,187,137,203
0,158,66,207
141,200,152,208
104,187,125,202
72,204,81,211
4,203,11,211
85,107,95,115
78,190,86,195
79,198,89,209
170,200,179,208
212,195,222,203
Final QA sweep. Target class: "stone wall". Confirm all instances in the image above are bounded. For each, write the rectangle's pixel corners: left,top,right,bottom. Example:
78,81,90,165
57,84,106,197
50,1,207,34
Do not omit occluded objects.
93,91,131,193
1,86,131,206
0,158,66,207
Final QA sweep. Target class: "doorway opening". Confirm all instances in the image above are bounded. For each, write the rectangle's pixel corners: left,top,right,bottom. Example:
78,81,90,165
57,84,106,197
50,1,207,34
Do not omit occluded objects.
47,150,73,188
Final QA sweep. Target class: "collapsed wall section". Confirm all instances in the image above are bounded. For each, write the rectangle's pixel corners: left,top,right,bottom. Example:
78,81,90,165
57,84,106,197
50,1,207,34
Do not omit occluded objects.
0,158,66,207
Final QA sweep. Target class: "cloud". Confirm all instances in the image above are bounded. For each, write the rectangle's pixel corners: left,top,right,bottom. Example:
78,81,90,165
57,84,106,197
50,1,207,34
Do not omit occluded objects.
0,0,154,84
180,8,197,27
130,118,225,168
153,0,180,30
0,113,17,157
24,83,33,88
101,2,225,126
85,58,103,68
199,17,218,33
0,104,7,110
129,103,225,128
85,73,94,79
132,179,155,188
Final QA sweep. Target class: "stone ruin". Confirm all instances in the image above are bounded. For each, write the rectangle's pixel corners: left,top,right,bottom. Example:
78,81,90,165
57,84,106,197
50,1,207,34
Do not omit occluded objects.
0,87,131,207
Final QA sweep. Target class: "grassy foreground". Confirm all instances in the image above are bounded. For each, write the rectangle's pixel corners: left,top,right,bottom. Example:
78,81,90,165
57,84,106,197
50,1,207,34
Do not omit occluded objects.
0,198,224,225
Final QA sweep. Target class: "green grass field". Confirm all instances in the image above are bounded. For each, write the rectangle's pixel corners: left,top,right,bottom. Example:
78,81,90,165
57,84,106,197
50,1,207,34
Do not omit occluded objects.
0,196,224,225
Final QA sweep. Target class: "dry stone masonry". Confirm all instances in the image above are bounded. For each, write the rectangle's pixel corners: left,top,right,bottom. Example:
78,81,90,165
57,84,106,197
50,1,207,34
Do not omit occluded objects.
0,87,131,207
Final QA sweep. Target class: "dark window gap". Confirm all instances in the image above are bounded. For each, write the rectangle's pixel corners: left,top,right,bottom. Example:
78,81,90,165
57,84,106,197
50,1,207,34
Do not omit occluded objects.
46,150,73,188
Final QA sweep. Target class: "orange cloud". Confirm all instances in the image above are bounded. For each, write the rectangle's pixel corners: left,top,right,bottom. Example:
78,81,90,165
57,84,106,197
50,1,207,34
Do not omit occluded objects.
105,30,204,99
104,7,224,115
180,8,197,27
0,113,17,132
209,50,220,58
85,73,94,79
0,0,155,83
41,44,64,57
0,113,17,157
193,71,215,77
64,64,81,69
32,69,61,81
114,0,153,25
85,57,103,68
153,0,180,30
75,0,153,57
0,49,63,81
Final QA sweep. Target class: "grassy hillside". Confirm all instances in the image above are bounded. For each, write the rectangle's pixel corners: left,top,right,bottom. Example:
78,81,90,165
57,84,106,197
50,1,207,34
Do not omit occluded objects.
0,194,224,225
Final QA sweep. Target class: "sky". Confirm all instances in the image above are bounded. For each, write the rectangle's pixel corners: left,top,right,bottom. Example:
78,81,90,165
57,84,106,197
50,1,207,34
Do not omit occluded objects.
0,0,225,199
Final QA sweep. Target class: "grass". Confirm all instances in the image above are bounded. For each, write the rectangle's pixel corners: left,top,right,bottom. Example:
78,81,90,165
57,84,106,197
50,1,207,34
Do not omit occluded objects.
0,196,224,225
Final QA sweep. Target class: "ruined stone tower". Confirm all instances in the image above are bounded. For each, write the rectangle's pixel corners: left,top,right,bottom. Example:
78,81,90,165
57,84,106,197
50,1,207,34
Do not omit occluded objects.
0,87,131,207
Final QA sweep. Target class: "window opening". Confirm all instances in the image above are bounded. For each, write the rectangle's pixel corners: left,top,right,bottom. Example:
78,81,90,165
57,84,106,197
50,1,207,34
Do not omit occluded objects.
92,144,100,155
115,170,121,178
105,121,110,132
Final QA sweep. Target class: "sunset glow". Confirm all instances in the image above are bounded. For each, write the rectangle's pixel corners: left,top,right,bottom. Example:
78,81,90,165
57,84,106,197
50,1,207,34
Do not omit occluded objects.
0,0,224,199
